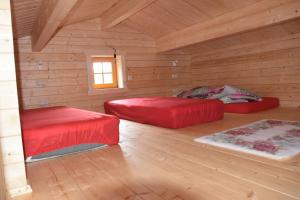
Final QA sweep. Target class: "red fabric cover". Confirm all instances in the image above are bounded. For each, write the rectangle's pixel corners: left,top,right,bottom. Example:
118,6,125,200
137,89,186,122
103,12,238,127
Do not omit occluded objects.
224,97,280,114
21,106,119,157
104,97,224,129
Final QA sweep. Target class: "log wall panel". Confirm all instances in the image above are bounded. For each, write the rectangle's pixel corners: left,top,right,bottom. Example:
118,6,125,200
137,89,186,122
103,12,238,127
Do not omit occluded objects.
0,0,30,198
0,146,6,199
15,18,191,112
191,25,300,108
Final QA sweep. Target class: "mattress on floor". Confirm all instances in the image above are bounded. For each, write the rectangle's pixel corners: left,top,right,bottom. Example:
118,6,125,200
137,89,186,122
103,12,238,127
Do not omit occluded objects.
21,106,119,158
224,97,280,114
104,97,224,129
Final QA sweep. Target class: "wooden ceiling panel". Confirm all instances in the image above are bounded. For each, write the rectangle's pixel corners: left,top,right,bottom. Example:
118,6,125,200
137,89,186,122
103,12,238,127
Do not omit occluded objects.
11,0,42,38
127,0,262,38
11,0,120,38
31,0,82,52
181,18,300,55
9,0,272,40
125,11,175,38
143,3,187,30
65,0,120,25
280,19,300,34
11,0,300,56
184,0,261,17
213,0,262,10
158,0,210,26
157,0,300,52
183,0,230,18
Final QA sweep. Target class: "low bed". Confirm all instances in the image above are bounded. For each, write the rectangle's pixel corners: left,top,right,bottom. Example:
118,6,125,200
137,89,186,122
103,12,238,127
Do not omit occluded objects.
224,97,280,113
104,97,224,129
21,106,119,161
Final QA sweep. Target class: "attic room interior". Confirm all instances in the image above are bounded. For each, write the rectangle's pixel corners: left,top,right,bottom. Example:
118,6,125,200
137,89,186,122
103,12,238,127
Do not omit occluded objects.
0,0,300,199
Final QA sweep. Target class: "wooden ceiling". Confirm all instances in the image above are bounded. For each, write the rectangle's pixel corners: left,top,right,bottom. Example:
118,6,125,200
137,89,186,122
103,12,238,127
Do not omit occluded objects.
10,0,300,52
64,0,119,25
183,18,300,56
124,0,261,38
11,0,261,39
11,0,42,38
11,0,119,38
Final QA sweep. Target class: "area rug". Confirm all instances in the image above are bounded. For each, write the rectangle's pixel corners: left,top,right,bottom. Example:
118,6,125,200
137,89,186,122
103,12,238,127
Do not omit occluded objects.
194,119,300,160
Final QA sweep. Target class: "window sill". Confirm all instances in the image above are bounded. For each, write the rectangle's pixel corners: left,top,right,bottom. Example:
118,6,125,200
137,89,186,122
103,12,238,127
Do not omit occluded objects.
88,87,128,96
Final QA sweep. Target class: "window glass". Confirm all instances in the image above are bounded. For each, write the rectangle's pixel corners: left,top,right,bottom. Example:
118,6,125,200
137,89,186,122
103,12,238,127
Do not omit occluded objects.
103,74,113,84
102,62,112,73
93,62,102,73
94,74,103,84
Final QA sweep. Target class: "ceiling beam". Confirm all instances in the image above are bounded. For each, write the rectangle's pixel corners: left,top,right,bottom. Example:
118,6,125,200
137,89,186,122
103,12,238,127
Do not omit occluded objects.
157,0,300,52
101,0,156,30
31,0,81,52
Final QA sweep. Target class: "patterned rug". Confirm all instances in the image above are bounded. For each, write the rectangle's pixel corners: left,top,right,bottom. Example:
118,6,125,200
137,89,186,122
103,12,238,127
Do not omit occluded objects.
194,119,300,160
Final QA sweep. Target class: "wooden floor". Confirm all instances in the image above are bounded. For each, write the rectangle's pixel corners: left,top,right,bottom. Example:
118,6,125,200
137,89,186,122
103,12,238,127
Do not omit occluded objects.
14,107,300,200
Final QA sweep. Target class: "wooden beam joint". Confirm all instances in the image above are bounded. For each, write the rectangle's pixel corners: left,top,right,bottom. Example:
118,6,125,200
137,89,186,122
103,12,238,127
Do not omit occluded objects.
31,0,81,52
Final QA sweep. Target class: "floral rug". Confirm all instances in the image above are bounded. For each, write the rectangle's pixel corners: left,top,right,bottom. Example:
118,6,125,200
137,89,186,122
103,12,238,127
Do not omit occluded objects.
194,119,300,160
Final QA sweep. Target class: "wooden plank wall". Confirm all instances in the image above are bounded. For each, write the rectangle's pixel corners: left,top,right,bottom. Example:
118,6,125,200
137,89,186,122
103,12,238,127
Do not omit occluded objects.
0,146,6,200
190,22,300,108
0,0,30,198
15,18,191,112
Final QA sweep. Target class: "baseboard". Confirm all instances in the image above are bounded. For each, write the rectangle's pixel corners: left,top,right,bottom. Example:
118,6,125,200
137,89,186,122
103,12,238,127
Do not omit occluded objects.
8,184,32,198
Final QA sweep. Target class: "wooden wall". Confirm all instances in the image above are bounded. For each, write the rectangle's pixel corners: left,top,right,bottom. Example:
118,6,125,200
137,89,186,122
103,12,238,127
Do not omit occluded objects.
15,17,300,110
190,20,300,108
0,146,6,200
0,0,30,198
15,18,191,112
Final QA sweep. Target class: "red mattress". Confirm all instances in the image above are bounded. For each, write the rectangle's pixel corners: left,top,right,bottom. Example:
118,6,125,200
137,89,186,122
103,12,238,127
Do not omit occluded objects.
104,97,224,129
21,106,119,157
224,97,280,114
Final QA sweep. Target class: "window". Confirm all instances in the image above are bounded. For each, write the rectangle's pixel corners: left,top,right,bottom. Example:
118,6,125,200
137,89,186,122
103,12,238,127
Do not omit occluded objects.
86,53,127,95
92,57,118,89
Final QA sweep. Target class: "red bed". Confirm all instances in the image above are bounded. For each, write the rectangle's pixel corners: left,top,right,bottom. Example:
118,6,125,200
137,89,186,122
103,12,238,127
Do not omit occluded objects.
21,106,119,158
104,97,224,129
224,97,280,114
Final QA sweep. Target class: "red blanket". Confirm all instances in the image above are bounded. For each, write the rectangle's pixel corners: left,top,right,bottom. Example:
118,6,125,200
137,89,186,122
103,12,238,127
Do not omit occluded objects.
21,107,119,157
224,97,279,113
105,97,224,129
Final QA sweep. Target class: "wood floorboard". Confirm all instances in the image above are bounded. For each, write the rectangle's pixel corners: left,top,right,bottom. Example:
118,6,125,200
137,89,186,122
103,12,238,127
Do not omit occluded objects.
13,107,300,200
120,131,298,199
